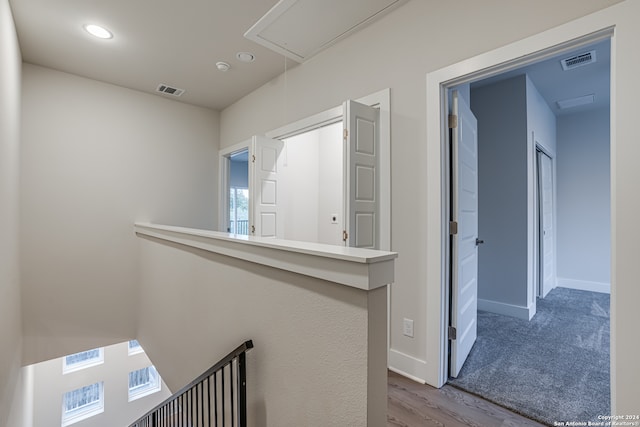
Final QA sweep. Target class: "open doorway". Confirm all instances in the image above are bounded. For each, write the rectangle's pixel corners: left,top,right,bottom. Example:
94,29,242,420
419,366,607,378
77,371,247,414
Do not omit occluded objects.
445,38,611,425
228,149,249,235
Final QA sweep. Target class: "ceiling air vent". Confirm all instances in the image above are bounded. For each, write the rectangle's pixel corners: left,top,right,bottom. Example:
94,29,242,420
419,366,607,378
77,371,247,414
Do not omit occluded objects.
560,50,596,71
156,84,185,97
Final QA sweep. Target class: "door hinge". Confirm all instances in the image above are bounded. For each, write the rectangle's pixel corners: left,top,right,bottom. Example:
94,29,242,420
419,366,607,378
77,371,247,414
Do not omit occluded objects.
448,326,457,340
450,221,458,235
342,230,348,242
448,114,458,129
343,128,348,140
251,154,256,163
251,225,255,234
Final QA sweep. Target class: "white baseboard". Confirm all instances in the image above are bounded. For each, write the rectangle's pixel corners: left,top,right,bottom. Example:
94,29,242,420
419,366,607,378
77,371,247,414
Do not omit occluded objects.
557,278,610,294
388,348,427,384
478,298,533,320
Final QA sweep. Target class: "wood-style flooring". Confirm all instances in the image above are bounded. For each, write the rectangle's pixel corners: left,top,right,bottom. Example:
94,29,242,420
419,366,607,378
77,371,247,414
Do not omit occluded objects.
387,371,546,427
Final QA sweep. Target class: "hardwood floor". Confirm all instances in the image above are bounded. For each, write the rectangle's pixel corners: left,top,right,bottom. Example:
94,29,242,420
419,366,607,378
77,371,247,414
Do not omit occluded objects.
387,371,546,427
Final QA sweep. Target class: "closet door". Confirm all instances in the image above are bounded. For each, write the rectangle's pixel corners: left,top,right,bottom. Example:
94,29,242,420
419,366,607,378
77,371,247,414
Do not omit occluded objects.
250,135,284,238
537,149,555,297
343,100,379,249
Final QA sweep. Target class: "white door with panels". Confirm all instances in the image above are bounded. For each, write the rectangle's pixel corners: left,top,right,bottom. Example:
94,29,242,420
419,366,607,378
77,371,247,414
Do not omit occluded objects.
343,99,380,249
250,135,285,238
449,90,479,378
537,149,555,297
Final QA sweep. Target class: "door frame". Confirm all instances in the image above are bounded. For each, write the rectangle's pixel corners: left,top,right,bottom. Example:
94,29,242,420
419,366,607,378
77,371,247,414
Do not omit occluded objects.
265,88,391,252
534,143,556,298
425,25,614,387
218,144,251,233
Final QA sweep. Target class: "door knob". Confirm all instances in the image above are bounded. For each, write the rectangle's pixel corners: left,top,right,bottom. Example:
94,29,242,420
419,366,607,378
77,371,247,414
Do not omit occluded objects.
475,238,484,245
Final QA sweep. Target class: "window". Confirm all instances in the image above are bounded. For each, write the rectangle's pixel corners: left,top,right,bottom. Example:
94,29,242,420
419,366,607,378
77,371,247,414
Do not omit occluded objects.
229,187,249,235
128,366,161,401
128,340,143,355
62,348,104,373
61,382,104,426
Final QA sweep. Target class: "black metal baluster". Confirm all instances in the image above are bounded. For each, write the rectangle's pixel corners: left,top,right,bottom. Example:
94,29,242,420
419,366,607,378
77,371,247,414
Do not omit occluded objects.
190,388,194,427
195,384,199,426
200,382,204,426
213,371,218,427
238,352,246,427
230,361,235,427
207,376,211,427
221,366,225,426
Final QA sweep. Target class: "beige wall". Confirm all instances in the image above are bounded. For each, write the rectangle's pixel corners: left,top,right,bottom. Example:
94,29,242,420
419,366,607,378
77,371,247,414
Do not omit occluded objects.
30,342,171,427
20,64,220,365
0,0,23,425
136,236,387,427
219,0,640,414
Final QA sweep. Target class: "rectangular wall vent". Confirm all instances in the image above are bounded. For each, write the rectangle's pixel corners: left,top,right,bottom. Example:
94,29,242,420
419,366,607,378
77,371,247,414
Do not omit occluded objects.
156,84,185,97
560,50,596,71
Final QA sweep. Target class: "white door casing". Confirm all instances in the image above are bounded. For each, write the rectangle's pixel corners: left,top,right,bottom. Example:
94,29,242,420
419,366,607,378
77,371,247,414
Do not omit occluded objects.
450,90,479,378
250,135,285,238
344,100,379,249
537,149,555,297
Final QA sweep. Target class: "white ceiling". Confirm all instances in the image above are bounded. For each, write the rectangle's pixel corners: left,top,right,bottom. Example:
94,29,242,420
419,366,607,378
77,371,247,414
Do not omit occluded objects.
9,0,292,110
9,0,610,114
472,39,610,116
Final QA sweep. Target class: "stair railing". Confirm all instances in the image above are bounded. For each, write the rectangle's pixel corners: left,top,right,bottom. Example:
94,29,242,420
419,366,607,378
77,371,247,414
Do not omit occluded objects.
129,340,254,427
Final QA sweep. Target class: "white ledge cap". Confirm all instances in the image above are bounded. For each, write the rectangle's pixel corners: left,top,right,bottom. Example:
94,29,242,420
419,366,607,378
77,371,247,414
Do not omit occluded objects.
134,223,397,291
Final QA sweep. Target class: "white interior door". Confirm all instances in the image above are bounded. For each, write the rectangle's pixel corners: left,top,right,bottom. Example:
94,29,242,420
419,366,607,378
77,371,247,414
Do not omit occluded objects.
450,90,479,378
250,135,284,238
537,150,555,297
343,100,379,249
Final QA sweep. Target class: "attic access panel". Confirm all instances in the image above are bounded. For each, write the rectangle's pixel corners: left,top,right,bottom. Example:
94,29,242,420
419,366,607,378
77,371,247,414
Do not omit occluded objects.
245,0,407,63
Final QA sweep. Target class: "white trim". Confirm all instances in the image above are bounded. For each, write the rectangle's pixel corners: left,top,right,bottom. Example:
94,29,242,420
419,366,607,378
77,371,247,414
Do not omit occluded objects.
427,9,618,388
388,349,428,384
135,222,397,291
478,299,535,321
61,381,104,427
557,278,610,294
218,142,252,232
62,348,104,374
266,106,343,140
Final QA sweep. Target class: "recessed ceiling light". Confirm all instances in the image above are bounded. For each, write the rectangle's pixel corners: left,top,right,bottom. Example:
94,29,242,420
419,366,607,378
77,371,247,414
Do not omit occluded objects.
84,24,113,39
236,52,255,63
216,62,231,72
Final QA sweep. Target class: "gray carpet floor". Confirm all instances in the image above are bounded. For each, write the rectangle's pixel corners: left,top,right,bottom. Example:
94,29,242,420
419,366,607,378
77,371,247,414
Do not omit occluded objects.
448,287,610,426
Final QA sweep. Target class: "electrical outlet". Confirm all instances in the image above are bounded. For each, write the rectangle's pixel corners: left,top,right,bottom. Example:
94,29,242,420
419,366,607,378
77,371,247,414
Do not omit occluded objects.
330,214,338,224
403,318,414,338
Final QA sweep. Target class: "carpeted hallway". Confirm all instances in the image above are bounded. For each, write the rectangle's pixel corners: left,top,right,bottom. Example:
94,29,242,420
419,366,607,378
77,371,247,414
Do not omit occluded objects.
448,287,610,426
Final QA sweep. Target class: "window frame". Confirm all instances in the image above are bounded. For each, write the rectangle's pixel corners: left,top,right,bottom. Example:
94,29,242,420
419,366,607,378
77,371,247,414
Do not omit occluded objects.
61,381,105,426
62,348,104,374
128,365,161,402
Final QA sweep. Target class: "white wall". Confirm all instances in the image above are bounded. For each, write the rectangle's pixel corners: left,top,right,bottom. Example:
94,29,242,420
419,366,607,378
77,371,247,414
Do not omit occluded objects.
471,76,529,311
20,64,220,366
135,235,387,427
317,123,344,246
526,75,558,307
0,0,24,425
218,0,639,409
281,122,343,245
30,342,171,427
282,130,320,242
557,108,610,290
